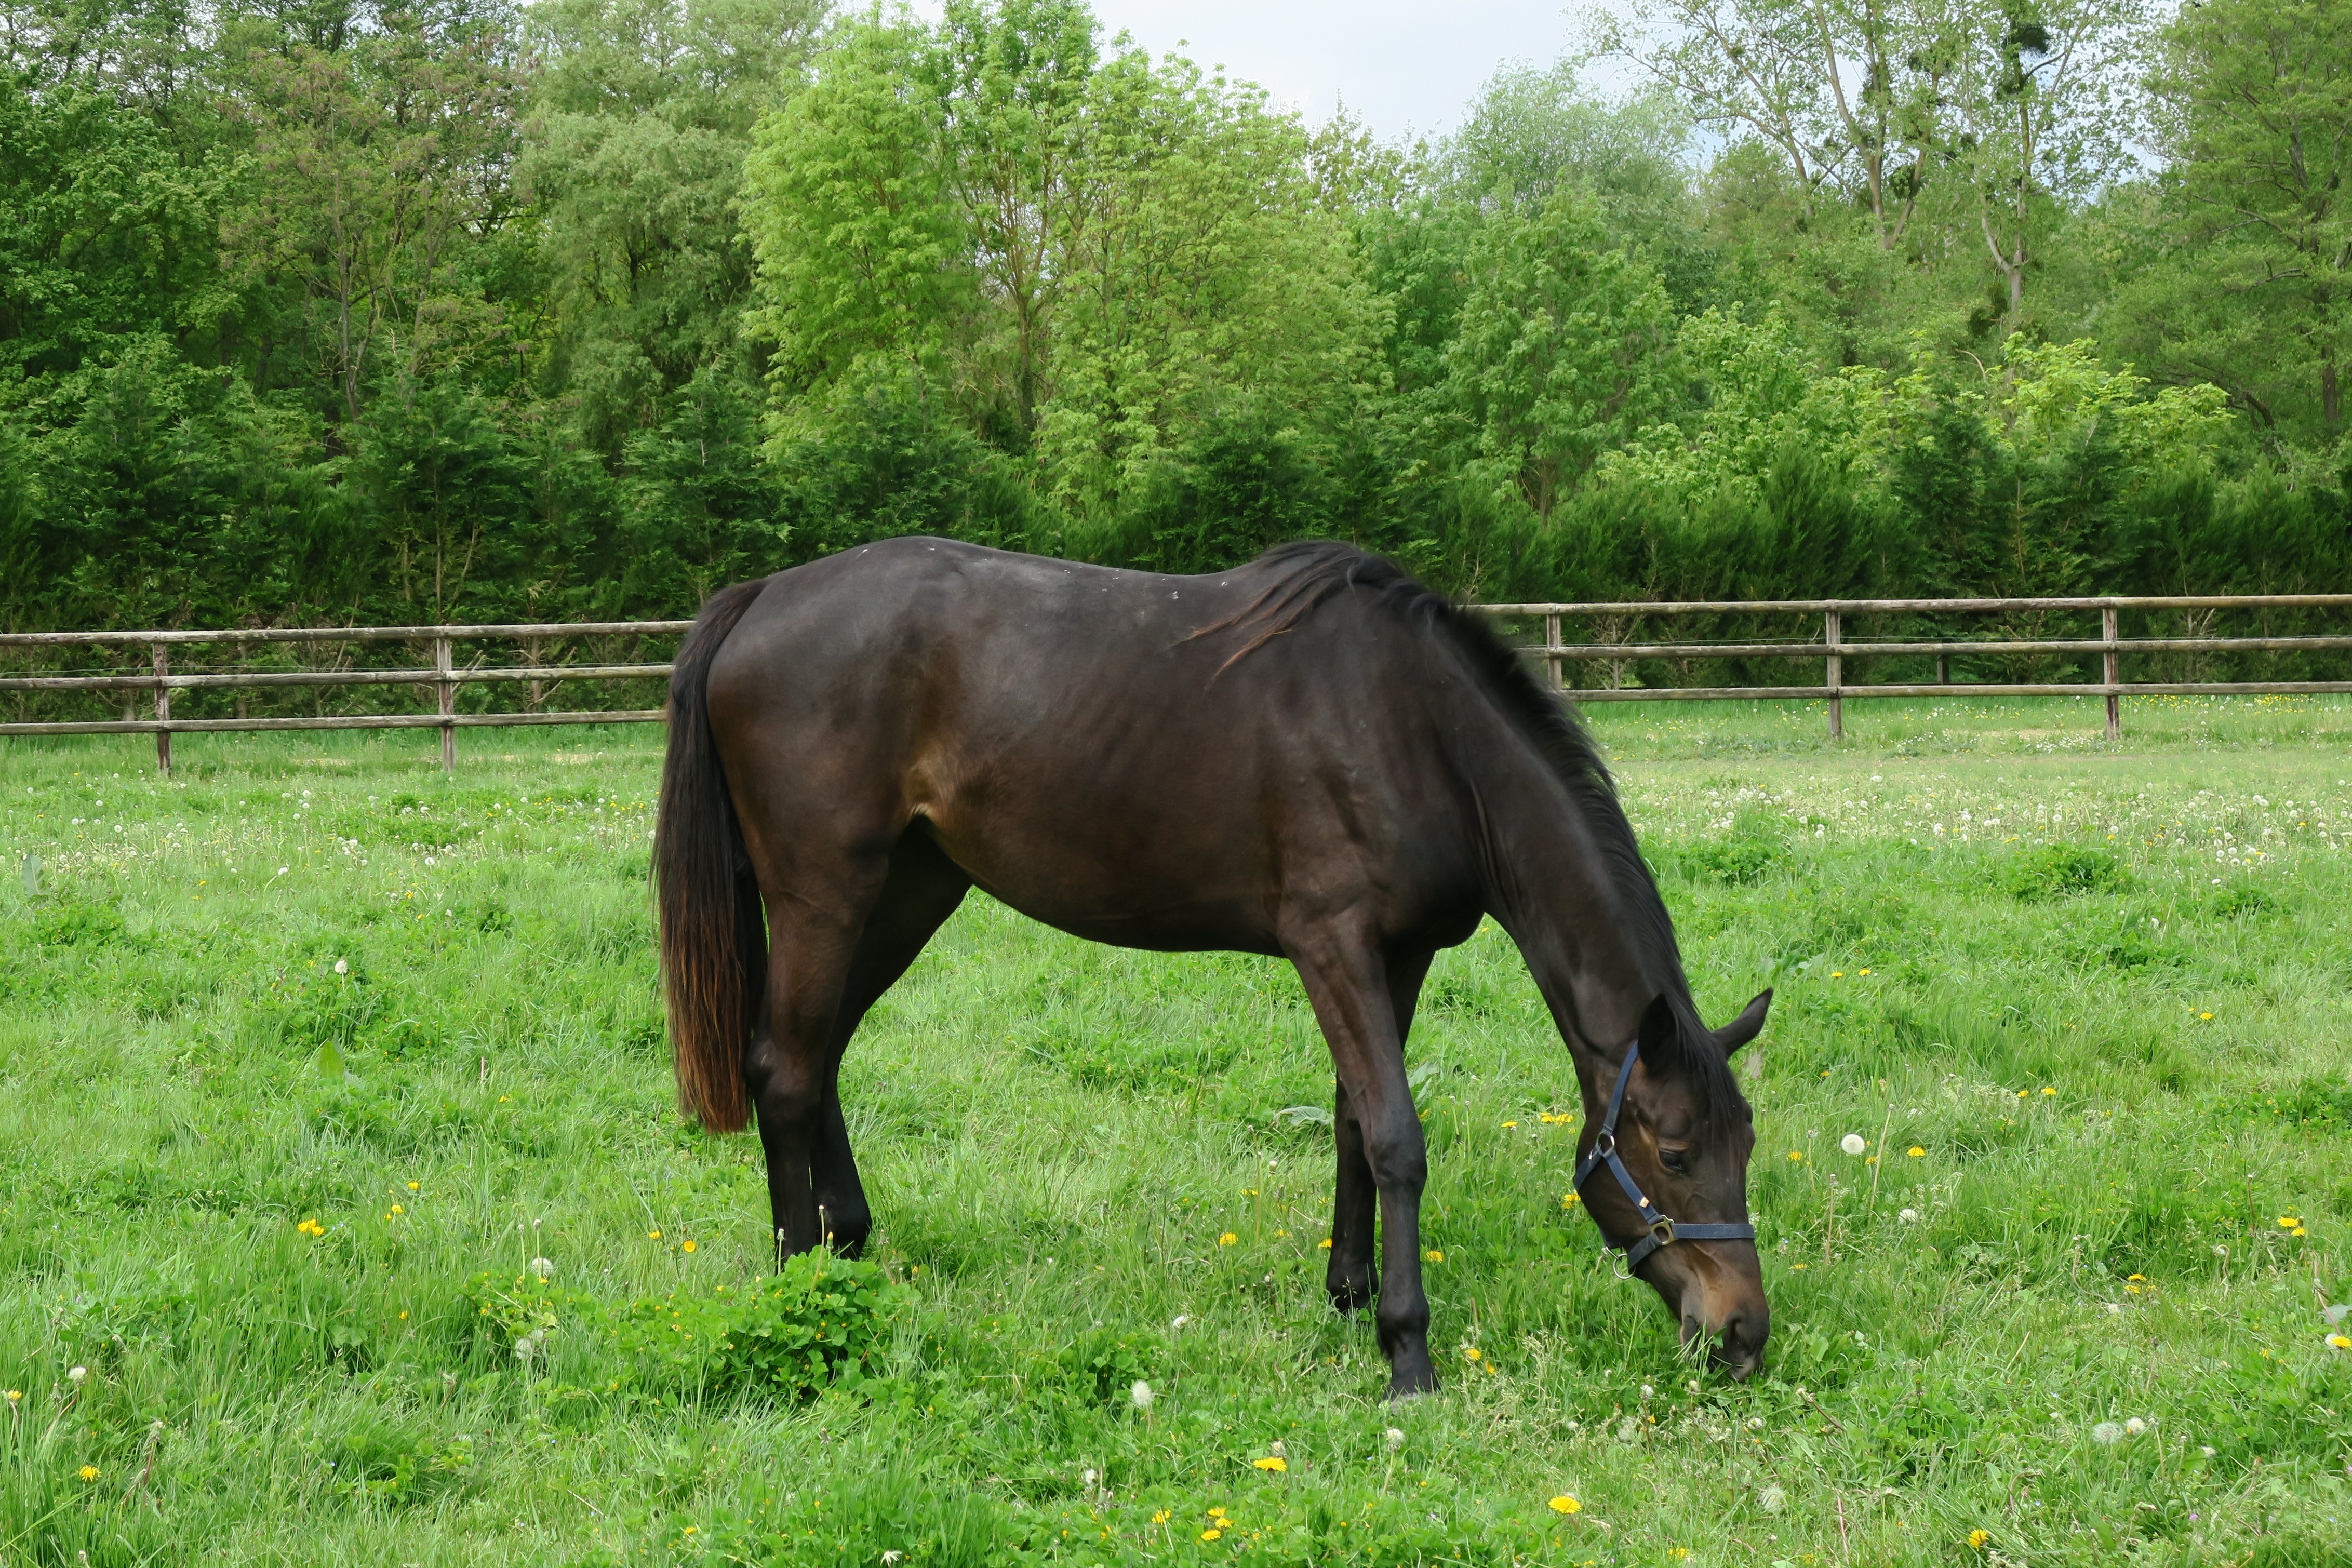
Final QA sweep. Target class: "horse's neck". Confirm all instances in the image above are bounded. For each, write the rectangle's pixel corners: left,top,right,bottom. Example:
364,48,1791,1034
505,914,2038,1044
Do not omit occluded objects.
1476,745,1660,1071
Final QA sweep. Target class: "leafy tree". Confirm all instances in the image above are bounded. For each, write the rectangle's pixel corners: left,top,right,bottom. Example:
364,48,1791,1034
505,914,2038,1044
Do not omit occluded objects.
1444,190,1680,521
2148,0,2352,435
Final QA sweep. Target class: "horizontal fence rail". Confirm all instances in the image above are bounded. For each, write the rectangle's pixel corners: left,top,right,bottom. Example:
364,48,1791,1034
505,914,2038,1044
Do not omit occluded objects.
0,622,690,773
1475,593,2352,739
5,594,2348,770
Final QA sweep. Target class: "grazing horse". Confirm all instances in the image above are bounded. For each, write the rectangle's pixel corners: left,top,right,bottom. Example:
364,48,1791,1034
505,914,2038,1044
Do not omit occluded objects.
654,538,1770,1395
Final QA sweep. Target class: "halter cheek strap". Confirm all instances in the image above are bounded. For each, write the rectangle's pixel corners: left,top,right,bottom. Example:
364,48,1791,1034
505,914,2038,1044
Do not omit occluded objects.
1572,1042,1756,1273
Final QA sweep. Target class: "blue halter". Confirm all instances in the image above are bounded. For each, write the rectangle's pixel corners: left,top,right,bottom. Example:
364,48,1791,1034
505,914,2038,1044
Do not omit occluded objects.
1573,1042,1757,1272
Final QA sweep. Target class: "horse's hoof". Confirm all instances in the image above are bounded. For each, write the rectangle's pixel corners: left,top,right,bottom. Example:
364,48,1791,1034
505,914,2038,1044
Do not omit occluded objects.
1384,1359,1438,1401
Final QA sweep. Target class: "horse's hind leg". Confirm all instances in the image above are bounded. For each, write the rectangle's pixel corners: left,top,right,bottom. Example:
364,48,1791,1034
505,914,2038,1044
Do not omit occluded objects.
751,833,968,1262
1327,949,1431,1316
809,832,969,1258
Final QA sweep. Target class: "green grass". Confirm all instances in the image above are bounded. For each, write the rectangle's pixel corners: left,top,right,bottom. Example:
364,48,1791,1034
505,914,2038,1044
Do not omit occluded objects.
3,695,2350,1566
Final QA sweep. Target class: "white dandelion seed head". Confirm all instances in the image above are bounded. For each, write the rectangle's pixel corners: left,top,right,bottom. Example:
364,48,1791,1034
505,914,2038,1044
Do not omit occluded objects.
1899,1208,1920,1224
333,958,349,975
67,1366,87,1385
1839,1133,1867,1156
2124,1417,2147,1436
529,1258,553,1277
2200,1445,2215,1457
2092,1421,2124,1445
1640,1384,1655,1401
1170,1314,1190,1331
1759,1485,1786,1513
1268,1440,1285,1458
1130,1380,1152,1410
1746,1417,1765,1431
1082,1469,1098,1486
1384,1427,1405,1451
881,1553,904,1565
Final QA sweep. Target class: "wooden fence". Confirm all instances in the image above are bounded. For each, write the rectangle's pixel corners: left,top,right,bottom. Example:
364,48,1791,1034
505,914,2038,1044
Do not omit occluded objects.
0,621,690,774
5,593,2350,772
1480,593,2352,740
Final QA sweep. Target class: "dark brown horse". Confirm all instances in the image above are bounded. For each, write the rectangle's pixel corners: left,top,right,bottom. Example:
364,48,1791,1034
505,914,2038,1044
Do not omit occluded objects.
654,539,1770,1395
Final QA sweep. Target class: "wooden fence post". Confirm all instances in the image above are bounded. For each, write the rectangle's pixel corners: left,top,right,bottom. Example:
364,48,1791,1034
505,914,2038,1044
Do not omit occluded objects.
1825,610,1843,740
152,643,171,776
1546,612,1562,691
435,634,455,772
2103,605,2121,740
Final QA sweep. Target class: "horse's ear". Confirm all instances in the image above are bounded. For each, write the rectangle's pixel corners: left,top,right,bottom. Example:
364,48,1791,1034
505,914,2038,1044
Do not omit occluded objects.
1637,993,1679,1056
1714,989,1773,1056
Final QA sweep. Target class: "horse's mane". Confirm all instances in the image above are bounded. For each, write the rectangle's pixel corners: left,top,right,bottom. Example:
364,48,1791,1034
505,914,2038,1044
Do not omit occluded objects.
1213,540,1746,1121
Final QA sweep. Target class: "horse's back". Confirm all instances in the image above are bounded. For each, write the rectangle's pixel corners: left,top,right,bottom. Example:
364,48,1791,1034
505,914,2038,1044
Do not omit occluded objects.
704,540,1484,948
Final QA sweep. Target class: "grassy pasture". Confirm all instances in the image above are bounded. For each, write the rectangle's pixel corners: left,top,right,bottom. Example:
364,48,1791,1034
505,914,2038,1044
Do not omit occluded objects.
2,694,2349,1567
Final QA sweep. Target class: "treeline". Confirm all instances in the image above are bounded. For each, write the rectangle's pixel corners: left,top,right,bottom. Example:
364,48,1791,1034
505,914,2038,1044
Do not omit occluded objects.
5,0,2352,639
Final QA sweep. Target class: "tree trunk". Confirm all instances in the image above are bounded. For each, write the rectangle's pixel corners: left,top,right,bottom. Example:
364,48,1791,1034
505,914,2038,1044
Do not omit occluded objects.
2324,358,2341,426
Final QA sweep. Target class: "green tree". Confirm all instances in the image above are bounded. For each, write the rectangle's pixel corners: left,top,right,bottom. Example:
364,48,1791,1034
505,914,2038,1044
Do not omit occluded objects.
1445,190,1680,522
2148,0,2352,435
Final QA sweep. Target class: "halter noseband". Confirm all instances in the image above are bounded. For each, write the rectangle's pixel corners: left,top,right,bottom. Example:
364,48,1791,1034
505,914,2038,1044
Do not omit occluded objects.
1573,1042,1756,1272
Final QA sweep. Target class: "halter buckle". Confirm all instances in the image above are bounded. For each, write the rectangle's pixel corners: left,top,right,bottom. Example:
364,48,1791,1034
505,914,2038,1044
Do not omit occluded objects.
1648,1215,1676,1246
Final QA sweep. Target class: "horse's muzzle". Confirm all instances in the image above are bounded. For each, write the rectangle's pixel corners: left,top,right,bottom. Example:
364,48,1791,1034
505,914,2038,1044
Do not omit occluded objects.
1682,1302,1768,1380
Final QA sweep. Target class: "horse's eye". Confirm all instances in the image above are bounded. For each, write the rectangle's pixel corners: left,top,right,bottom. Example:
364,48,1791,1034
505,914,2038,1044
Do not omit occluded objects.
1659,1148,1690,1174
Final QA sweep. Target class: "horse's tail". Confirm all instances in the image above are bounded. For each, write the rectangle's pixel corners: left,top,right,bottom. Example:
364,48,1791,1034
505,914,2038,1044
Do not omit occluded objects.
655,577,770,1134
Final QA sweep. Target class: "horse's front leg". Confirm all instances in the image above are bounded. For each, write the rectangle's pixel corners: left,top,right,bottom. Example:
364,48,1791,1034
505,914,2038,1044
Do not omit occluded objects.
1327,949,1432,1317
1290,925,1436,1399
1327,1082,1376,1312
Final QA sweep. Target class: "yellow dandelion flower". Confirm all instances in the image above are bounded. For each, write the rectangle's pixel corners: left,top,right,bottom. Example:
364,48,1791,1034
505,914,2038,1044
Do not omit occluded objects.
1425,1249,1444,1263
1907,1146,1925,1158
681,1239,697,1253
647,1229,661,1240
1463,1346,1483,1360
2040,1086,2056,1096
2294,1227,2307,1237
78,1465,100,1482
3,1390,17,1403
389,1204,404,1215
2278,1216,2300,1229
1548,1495,1581,1515
2329,1335,2351,1350
1251,1456,1287,1472
1151,1510,1171,1524
1561,1191,1581,1206
1830,971,1844,979
1503,1120,1519,1129
1318,1237,1333,1249
1201,1529,1222,1541
1788,1150,1805,1162
407,1181,420,1191
1968,1529,1990,1550
1218,1232,1238,1247
2199,1012,2213,1021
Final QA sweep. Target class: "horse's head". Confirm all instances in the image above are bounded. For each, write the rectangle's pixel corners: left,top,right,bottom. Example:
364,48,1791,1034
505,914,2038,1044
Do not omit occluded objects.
1579,990,1771,1378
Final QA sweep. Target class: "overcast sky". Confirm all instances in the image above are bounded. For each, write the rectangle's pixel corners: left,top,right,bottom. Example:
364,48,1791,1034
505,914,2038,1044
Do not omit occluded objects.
912,2,1607,143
